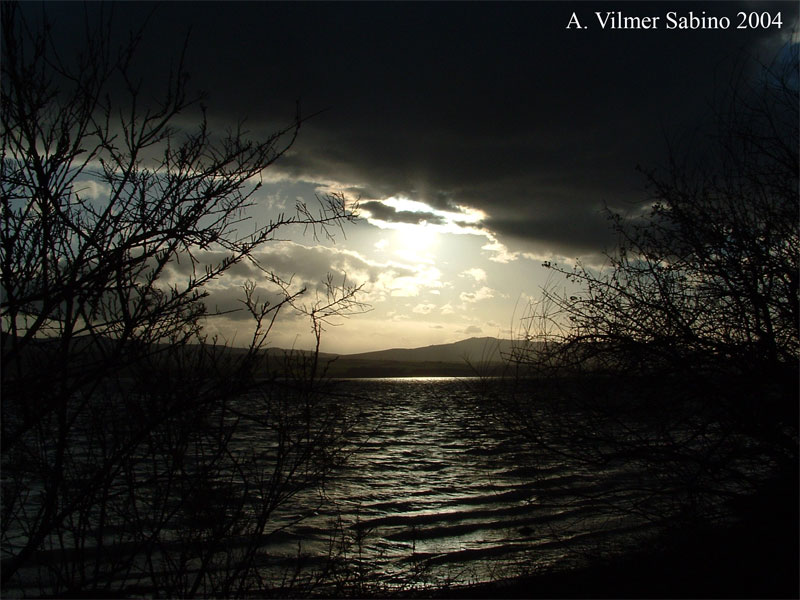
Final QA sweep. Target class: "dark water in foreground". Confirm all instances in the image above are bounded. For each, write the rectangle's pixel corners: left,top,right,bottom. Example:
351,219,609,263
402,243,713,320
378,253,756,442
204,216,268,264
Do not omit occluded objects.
5,374,789,596
261,377,654,588
3,376,670,595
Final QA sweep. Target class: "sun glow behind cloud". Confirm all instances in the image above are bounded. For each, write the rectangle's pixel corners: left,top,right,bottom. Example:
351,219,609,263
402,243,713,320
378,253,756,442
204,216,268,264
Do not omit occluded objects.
359,195,525,264
197,186,583,352
391,224,438,264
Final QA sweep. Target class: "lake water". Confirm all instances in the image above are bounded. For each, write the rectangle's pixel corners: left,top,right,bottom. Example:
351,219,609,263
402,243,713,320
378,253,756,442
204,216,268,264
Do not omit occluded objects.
257,377,657,590
3,376,677,596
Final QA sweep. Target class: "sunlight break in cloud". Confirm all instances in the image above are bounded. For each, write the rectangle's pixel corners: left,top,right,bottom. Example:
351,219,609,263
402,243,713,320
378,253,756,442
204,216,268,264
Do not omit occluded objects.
362,195,485,232
360,195,526,264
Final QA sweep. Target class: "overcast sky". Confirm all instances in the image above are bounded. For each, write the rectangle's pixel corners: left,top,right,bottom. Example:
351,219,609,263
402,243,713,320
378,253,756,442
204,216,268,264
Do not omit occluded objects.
40,1,798,353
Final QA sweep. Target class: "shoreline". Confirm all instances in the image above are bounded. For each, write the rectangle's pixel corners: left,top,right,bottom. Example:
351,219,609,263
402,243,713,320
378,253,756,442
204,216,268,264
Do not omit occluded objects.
430,481,799,599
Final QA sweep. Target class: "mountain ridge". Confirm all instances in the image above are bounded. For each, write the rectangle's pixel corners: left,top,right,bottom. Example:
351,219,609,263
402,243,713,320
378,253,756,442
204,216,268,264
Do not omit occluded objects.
234,336,533,377
338,336,515,364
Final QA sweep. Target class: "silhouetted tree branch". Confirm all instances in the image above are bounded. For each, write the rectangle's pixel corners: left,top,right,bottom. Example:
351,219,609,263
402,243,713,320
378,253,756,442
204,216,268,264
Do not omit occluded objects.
1,4,366,595
494,46,798,535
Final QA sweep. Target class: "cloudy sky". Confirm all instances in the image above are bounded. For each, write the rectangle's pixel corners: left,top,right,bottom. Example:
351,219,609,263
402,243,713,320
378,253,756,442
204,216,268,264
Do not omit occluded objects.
44,1,797,353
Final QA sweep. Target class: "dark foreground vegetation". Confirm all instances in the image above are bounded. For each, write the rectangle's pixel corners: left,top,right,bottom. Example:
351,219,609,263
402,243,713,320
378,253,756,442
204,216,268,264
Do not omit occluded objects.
458,37,799,600
1,4,368,596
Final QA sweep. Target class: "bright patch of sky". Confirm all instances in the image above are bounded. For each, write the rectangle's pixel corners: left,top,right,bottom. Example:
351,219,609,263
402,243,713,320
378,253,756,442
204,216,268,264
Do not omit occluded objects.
367,196,485,228
180,182,559,353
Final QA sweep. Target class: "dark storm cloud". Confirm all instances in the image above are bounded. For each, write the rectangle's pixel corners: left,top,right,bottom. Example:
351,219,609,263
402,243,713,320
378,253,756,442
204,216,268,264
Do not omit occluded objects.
37,1,797,257
488,212,612,258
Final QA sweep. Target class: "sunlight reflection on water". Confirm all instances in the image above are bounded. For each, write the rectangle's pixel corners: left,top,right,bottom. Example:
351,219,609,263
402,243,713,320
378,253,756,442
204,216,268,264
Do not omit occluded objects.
262,377,651,588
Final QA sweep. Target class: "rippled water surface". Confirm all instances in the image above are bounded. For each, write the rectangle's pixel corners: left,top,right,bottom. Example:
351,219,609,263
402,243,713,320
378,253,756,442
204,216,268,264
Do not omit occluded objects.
5,371,776,597
262,377,651,588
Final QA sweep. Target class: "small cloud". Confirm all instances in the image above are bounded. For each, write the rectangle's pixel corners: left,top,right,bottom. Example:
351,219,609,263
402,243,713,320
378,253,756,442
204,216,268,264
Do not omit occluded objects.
462,325,483,335
459,286,496,303
387,311,410,321
74,179,111,201
374,239,389,251
387,265,443,297
460,267,487,282
482,238,519,263
412,303,437,315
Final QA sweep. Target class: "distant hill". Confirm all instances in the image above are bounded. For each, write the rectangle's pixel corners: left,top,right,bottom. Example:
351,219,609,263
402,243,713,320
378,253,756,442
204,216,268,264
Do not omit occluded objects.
314,337,552,378
253,337,537,378
340,336,516,364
